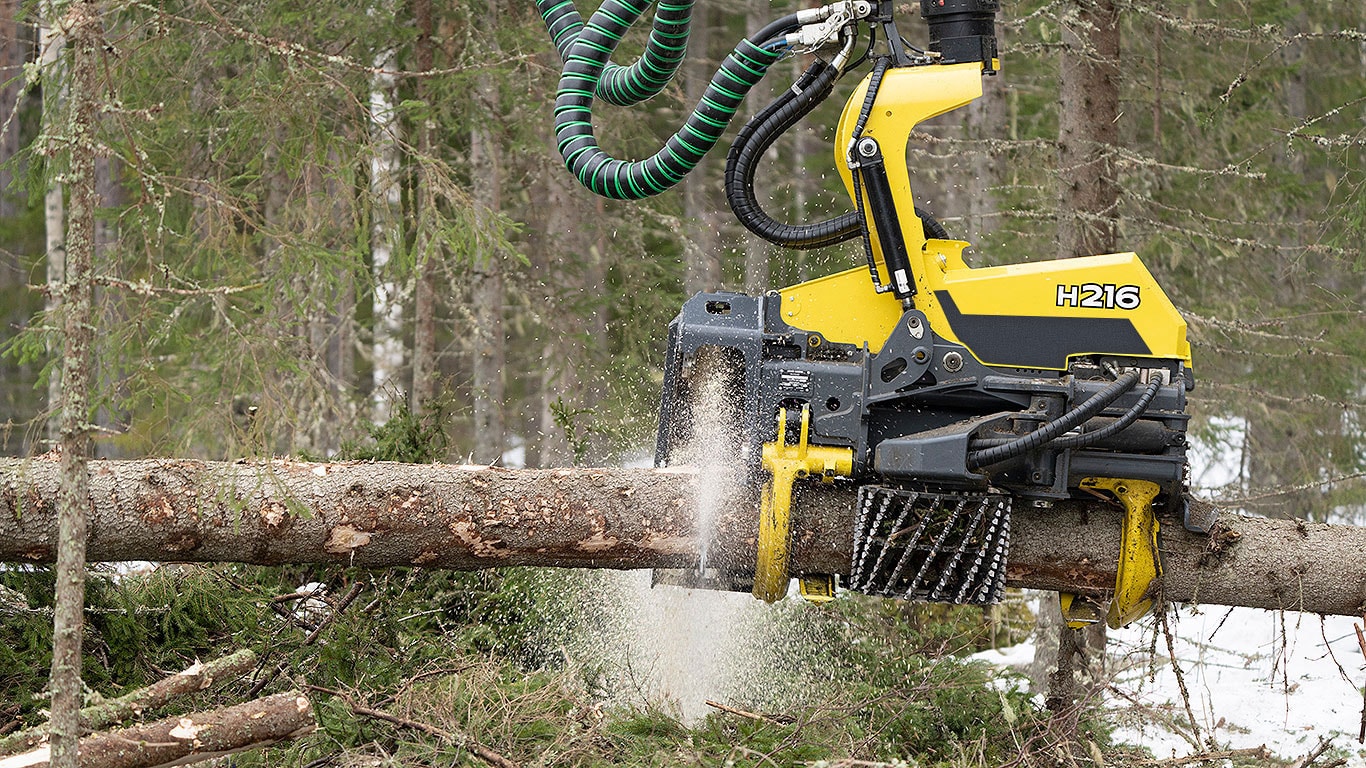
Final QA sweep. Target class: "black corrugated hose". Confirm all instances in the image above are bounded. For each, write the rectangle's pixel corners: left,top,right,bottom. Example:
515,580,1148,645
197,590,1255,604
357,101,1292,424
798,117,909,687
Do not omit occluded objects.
967,367,1142,469
725,51,952,249
546,0,802,200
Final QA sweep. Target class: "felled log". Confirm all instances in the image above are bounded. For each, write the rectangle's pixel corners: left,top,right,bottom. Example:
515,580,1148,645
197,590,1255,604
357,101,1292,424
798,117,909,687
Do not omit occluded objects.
0,691,315,768
1,457,1363,616
0,651,257,756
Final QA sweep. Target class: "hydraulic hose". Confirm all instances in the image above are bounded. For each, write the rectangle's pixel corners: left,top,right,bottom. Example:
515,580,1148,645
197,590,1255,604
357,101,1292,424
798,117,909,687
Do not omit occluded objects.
970,378,1162,452
725,57,856,248
1048,378,1162,450
537,0,693,107
554,0,800,200
967,368,1142,469
724,44,951,250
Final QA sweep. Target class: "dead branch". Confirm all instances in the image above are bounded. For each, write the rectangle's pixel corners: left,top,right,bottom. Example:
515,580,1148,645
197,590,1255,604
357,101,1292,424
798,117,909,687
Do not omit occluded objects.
703,700,784,725
307,685,517,768
1136,745,1272,766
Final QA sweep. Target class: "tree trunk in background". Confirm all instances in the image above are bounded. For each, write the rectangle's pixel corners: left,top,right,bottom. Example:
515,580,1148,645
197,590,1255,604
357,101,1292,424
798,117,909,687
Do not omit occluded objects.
0,1,35,455
47,4,99,766
369,11,404,423
468,0,505,465
535,153,597,468
311,147,356,455
0,0,24,219
740,2,770,295
681,5,718,295
1043,0,1121,719
409,0,439,416
41,0,65,446
92,155,125,459
940,65,1005,247
1056,0,1119,260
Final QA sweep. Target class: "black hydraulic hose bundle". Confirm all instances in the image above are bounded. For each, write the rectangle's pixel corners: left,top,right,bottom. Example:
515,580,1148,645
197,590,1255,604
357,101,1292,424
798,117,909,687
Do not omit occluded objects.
541,0,801,200
725,50,951,250
537,1,952,243
1049,378,1162,450
724,59,859,249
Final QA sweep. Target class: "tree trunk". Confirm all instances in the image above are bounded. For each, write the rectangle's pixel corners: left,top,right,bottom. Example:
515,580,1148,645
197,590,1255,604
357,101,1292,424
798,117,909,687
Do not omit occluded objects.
740,2,770,295
46,4,99,767
534,147,598,468
681,5,718,295
0,458,1361,617
468,1,505,465
1056,0,1120,259
0,692,315,768
409,0,439,417
92,155,126,460
369,2,404,422
0,0,25,219
1047,0,1122,713
40,0,65,446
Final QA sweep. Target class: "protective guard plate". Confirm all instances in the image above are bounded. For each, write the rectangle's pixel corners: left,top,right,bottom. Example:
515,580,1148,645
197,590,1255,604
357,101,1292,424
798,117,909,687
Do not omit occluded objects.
849,486,1011,605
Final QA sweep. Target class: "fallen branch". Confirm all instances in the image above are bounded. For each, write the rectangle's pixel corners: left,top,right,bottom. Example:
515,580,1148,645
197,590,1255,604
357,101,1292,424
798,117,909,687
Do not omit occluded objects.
1136,745,1272,766
0,691,315,768
307,685,517,768
3,458,1366,615
1292,736,1336,768
0,650,257,756
703,700,785,726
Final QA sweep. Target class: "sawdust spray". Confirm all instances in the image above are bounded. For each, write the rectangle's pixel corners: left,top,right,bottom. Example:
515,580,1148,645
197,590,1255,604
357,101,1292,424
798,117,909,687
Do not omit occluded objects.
555,355,776,723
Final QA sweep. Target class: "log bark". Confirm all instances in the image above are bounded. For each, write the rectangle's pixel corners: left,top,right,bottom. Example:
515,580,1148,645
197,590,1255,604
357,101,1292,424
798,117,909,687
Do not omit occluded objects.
1,458,1363,616
0,692,315,768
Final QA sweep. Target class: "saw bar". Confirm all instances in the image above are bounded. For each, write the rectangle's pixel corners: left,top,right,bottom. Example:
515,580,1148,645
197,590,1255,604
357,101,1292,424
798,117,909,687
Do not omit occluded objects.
849,486,1011,605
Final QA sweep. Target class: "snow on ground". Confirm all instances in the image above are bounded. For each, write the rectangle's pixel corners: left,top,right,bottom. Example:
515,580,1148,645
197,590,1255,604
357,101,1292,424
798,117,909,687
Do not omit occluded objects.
973,605,1366,763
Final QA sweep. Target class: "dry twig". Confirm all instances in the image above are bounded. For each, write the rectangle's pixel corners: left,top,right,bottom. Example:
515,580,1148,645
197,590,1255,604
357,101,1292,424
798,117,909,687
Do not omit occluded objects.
1354,619,1366,744
307,685,517,768
1137,745,1271,766
704,700,785,726
1292,736,1335,768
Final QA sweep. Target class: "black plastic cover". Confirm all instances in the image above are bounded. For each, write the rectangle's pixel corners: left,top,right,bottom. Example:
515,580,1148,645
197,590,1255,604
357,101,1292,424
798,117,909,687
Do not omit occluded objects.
920,0,999,68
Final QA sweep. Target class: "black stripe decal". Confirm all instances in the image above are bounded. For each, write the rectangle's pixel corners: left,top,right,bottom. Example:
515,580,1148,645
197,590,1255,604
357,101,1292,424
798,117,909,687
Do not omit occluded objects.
934,291,1151,369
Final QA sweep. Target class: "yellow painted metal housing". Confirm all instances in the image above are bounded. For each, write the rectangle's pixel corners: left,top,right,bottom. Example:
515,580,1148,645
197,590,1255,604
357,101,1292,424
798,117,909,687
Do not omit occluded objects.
774,62,1191,370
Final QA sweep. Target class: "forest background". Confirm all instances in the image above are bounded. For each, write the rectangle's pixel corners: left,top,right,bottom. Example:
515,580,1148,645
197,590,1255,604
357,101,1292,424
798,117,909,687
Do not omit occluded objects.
0,0,1364,765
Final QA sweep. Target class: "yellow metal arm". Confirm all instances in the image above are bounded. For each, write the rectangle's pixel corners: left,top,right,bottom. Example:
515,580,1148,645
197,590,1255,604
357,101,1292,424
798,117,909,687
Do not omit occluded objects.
753,406,853,603
1080,477,1163,628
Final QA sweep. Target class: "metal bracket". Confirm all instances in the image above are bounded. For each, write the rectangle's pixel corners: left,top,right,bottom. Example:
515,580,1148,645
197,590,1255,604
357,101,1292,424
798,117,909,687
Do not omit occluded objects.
753,405,853,603
788,0,874,49
1080,477,1163,628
